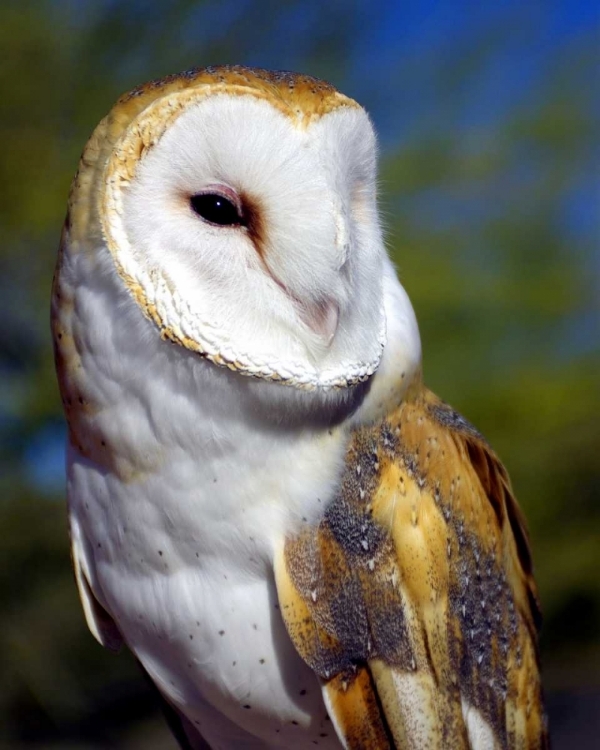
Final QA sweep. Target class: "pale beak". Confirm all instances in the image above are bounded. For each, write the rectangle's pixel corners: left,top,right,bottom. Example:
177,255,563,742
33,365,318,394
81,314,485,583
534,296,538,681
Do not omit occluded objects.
262,257,341,347
297,298,340,347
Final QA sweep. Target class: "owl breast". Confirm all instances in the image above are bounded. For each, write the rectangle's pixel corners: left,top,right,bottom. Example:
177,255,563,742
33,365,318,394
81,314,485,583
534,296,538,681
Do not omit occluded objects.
61,238,349,748
67,384,346,748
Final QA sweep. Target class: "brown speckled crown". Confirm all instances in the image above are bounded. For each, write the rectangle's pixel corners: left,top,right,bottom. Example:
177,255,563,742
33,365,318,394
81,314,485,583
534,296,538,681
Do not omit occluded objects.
120,65,350,115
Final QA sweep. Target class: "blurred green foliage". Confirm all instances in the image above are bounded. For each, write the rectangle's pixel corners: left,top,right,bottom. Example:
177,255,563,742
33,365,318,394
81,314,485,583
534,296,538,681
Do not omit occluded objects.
1,0,598,747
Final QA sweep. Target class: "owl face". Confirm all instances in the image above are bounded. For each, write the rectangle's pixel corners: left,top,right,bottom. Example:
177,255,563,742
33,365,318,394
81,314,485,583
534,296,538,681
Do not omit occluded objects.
93,70,386,390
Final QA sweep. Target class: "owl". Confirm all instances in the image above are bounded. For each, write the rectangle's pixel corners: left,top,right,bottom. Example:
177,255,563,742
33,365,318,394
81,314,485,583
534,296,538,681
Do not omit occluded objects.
52,66,548,749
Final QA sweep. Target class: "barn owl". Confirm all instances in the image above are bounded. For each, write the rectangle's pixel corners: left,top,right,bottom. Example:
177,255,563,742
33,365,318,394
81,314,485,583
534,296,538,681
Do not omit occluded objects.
52,66,548,749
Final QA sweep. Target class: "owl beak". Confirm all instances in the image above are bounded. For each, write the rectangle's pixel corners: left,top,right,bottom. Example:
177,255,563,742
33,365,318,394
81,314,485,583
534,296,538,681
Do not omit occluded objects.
297,298,340,347
263,260,340,347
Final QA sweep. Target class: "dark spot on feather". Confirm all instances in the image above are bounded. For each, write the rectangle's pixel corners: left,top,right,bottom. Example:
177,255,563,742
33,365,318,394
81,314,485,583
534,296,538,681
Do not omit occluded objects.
429,401,485,442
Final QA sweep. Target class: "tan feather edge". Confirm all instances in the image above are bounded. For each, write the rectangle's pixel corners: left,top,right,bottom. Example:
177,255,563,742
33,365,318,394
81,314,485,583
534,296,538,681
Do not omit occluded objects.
70,534,123,653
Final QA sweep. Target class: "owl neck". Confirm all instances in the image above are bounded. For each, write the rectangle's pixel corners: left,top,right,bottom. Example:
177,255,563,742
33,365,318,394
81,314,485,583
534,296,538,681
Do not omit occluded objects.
56,243,421,547
353,257,422,424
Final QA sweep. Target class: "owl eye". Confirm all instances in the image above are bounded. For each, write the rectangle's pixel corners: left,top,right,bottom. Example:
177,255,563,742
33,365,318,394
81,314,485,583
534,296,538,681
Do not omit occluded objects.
190,192,243,227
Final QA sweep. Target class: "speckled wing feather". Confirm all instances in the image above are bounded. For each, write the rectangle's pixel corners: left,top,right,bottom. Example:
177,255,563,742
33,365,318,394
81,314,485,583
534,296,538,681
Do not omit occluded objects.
275,383,548,749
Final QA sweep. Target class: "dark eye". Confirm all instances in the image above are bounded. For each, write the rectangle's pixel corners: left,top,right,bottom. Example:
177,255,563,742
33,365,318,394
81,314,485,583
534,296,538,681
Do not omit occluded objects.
190,193,243,226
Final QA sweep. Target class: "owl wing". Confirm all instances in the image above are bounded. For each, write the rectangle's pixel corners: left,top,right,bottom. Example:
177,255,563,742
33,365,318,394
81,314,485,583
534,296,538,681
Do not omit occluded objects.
69,518,124,653
275,385,548,749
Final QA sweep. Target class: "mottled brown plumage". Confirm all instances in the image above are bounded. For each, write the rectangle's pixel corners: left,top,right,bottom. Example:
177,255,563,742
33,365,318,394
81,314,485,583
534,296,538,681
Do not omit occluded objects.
275,381,548,749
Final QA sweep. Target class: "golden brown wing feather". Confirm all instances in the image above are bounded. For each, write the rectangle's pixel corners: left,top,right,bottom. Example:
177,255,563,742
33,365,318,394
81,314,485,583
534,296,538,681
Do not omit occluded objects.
275,384,548,749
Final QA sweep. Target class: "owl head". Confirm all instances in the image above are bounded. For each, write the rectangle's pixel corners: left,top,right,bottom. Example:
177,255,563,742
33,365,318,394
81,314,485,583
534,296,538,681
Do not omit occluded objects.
64,67,387,399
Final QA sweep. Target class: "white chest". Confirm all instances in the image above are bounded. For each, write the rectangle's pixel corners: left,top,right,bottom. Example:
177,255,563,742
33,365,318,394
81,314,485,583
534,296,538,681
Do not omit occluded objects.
66,344,348,748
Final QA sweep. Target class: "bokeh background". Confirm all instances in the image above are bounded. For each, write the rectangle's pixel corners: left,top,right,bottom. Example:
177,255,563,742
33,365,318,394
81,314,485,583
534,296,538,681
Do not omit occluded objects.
1,0,598,747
